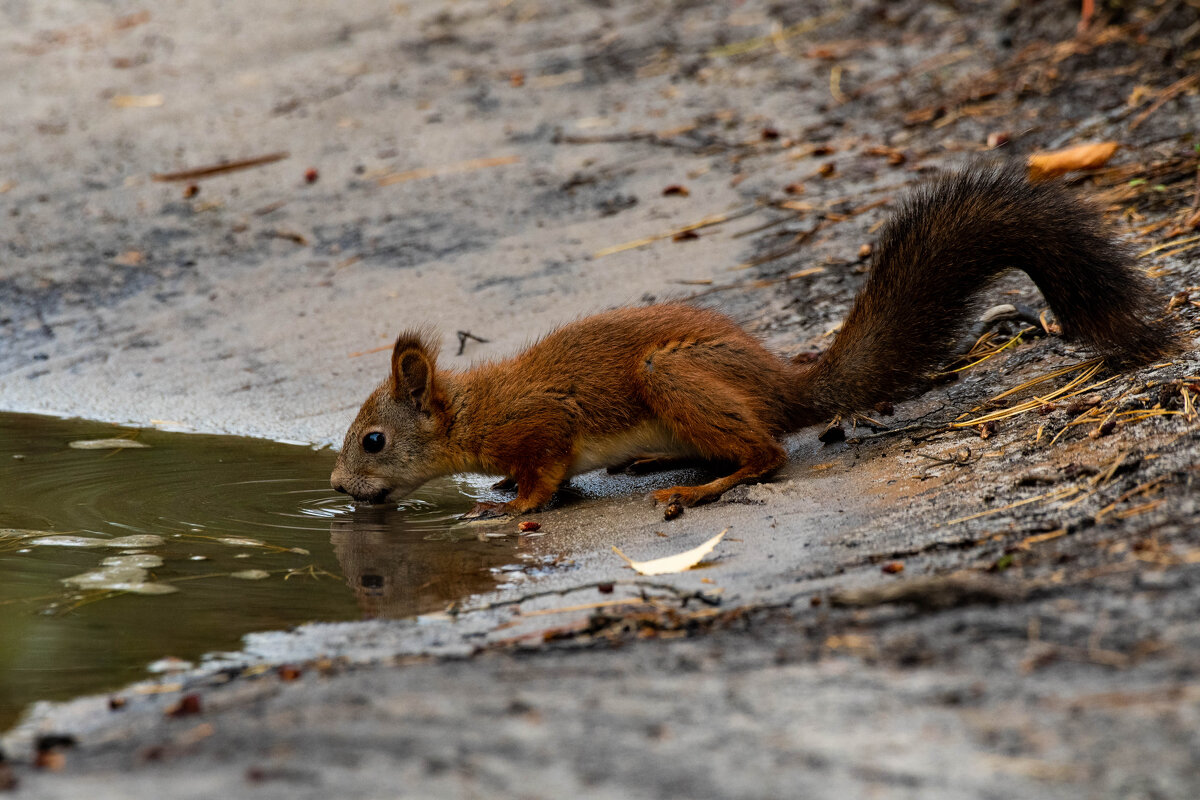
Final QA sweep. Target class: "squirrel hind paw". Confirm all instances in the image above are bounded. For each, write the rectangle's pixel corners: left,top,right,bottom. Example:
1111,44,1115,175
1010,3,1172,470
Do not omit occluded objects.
652,487,705,505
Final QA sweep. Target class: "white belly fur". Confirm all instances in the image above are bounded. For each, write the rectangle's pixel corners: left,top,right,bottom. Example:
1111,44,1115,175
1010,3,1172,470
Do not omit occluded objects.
569,422,695,476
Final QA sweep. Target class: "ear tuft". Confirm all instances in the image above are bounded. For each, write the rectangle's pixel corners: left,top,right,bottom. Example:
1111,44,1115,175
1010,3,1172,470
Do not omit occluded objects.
389,329,440,412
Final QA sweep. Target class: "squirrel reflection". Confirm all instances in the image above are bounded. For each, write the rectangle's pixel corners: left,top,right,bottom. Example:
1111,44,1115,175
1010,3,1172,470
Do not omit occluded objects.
330,507,520,619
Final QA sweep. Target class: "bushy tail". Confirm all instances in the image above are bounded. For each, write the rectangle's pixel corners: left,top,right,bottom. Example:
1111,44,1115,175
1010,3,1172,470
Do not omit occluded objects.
793,165,1178,419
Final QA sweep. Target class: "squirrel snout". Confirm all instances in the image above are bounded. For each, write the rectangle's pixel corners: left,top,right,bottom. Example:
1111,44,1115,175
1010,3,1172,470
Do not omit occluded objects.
329,470,393,504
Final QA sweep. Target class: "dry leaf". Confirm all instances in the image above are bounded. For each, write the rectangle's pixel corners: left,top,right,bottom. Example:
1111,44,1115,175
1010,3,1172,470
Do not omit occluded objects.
112,250,145,266
612,529,726,576
1027,142,1118,181
111,94,164,108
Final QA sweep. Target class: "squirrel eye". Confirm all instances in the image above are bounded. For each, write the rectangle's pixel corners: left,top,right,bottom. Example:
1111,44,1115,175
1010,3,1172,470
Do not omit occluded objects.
362,432,386,453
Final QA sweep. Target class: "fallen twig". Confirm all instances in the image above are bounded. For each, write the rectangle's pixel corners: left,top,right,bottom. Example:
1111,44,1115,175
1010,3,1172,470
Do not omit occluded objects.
456,330,489,356
152,152,290,182
829,571,1023,610
447,579,722,616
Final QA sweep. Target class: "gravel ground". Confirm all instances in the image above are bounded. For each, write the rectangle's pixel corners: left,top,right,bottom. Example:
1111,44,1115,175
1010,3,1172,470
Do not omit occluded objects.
2,0,1199,797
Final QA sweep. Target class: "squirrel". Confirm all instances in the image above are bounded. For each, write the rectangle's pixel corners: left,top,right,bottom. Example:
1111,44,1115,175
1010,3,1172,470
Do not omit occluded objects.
330,166,1179,519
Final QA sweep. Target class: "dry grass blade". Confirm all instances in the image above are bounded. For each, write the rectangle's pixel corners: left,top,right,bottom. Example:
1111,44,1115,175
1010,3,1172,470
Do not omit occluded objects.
1115,499,1165,519
1057,451,1127,510
941,485,1081,526
1129,74,1200,130
593,207,758,259
1095,477,1167,522
1156,240,1200,261
1138,234,1200,258
377,155,520,186
1019,529,1067,547
707,11,843,57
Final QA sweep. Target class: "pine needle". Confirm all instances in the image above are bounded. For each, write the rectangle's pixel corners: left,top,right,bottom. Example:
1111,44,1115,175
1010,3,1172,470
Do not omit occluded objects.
951,360,1103,428
945,327,1034,374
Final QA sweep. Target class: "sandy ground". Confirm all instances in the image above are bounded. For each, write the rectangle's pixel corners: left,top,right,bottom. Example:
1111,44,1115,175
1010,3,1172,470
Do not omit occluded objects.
2,0,1200,797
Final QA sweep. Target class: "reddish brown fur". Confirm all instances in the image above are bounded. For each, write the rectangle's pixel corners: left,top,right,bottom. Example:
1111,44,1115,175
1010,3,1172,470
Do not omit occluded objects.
331,167,1180,517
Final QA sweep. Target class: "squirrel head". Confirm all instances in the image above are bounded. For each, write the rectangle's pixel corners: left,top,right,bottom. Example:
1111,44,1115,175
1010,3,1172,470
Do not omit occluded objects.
331,331,450,504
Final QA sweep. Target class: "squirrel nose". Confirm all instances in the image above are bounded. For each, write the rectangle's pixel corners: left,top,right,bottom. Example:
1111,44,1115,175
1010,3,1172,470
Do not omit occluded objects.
332,481,347,494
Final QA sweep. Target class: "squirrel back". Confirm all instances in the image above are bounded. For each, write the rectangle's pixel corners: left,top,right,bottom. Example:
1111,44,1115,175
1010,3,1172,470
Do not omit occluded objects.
790,166,1178,420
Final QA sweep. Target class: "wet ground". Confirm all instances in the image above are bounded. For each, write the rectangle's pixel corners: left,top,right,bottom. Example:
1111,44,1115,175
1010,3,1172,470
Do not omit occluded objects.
1,0,1199,797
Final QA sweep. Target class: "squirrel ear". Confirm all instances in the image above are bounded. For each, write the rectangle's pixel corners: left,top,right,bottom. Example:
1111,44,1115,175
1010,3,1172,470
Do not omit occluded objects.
390,334,436,413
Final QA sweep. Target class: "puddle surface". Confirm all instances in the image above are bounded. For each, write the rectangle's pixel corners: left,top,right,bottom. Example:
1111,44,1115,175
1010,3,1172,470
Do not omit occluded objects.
0,413,523,730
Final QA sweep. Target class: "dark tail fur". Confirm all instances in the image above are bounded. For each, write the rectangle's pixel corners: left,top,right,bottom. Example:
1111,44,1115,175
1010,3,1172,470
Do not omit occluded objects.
793,165,1178,419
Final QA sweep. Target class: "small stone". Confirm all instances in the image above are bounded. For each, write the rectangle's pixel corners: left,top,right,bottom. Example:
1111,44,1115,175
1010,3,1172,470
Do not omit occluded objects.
166,693,202,717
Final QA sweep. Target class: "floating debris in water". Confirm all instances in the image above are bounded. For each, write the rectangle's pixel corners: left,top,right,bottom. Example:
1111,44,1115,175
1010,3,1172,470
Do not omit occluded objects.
101,554,164,569
230,569,270,580
1,528,55,538
30,536,110,548
120,583,178,595
63,566,146,587
106,535,165,548
61,564,177,594
147,656,194,674
217,536,267,548
68,438,150,450
29,534,165,548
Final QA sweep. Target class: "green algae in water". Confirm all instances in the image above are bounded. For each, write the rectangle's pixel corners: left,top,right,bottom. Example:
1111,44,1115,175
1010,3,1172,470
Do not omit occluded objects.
0,413,522,732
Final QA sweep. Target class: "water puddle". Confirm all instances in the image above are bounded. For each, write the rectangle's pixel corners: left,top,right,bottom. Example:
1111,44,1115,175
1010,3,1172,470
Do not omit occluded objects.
0,413,528,730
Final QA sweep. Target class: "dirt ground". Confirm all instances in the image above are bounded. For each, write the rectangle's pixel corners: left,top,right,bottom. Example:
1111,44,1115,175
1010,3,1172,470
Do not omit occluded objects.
1,0,1199,797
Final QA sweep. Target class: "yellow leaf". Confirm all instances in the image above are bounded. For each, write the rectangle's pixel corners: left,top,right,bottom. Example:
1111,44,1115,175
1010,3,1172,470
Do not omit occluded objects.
612,529,726,576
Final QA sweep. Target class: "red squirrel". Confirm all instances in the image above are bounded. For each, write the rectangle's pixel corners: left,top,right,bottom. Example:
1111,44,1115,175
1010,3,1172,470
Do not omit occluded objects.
330,166,1178,518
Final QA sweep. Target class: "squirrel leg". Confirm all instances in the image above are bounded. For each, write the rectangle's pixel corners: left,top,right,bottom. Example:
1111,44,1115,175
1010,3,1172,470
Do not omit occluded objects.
639,357,787,506
504,459,569,514
463,456,569,519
